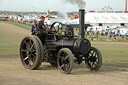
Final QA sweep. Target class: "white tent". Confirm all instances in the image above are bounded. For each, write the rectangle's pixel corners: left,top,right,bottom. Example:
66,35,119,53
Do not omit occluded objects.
71,13,128,27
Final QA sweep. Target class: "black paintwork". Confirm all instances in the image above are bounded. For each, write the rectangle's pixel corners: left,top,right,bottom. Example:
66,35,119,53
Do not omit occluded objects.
32,9,91,64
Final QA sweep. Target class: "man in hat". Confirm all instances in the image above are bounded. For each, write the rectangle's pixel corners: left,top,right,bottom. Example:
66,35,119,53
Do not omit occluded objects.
38,16,46,31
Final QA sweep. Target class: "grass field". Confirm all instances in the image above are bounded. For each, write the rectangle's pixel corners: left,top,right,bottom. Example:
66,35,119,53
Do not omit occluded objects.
92,42,128,68
0,22,30,58
0,30,19,57
1,21,31,30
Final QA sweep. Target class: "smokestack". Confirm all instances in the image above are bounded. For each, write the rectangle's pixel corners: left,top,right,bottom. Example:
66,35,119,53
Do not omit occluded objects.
79,9,85,39
125,0,127,13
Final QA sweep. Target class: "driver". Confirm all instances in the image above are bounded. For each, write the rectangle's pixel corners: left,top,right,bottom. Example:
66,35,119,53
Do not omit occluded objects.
37,16,47,43
38,16,46,31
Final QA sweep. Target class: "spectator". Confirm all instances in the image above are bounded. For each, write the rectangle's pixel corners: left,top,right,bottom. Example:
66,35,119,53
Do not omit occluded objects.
121,30,125,40
95,30,99,38
113,32,116,40
31,21,38,34
117,30,121,40
107,29,112,40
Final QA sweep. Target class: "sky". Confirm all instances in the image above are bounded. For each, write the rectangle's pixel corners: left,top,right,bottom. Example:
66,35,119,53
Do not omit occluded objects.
0,0,125,12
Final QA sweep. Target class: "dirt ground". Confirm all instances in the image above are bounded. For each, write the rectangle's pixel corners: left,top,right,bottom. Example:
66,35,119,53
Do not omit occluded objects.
0,22,128,85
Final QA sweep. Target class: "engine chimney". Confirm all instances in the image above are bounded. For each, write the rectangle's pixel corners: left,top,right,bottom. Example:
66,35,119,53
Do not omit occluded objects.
79,9,85,39
73,9,91,54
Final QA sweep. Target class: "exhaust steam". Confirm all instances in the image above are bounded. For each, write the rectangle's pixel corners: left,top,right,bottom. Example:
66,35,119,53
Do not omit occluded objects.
63,0,86,9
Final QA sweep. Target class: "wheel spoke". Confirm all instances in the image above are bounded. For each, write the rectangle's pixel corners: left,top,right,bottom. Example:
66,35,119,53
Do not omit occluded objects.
63,51,67,57
24,41,29,51
93,62,97,66
95,57,98,60
30,43,35,51
92,51,95,56
28,60,34,66
24,56,29,61
26,39,31,51
31,50,36,53
32,57,36,63
89,53,92,57
89,61,91,66
65,63,70,71
26,43,30,51
31,53,36,61
94,52,96,56
22,49,27,52
91,51,94,56
24,41,28,46
90,62,93,67
65,56,68,60
31,45,36,53
61,64,64,68
28,45,31,51
63,64,67,70
31,53,36,57
29,39,32,46
95,60,98,64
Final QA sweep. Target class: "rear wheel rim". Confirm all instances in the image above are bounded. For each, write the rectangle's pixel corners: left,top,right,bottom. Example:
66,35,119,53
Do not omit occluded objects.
21,38,37,68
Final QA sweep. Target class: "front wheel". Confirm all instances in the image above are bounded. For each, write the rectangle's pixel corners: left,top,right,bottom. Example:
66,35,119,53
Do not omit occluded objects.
57,48,74,74
85,47,102,71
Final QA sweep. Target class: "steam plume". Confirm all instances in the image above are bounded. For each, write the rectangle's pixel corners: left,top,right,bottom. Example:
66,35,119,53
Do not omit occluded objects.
63,0,86,9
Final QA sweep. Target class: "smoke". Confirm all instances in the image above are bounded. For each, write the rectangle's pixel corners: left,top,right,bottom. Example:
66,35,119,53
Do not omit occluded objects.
60,12,68,18
63,0,86,9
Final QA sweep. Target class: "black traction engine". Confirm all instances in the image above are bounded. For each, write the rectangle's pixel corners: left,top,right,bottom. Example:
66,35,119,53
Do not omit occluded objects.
20,9,102,74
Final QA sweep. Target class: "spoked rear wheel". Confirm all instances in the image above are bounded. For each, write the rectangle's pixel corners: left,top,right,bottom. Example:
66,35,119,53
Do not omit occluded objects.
85,47,102,71
20,35,43,70
57,48,74,74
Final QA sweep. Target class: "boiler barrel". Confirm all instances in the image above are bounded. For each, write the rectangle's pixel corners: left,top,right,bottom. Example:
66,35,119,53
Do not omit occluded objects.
47,39,75,50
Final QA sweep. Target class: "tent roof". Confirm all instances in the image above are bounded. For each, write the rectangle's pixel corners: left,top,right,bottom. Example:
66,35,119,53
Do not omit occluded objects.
85,13,128,24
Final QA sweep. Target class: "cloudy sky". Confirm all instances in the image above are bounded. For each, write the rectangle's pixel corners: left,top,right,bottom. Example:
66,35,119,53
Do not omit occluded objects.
0,0,125,12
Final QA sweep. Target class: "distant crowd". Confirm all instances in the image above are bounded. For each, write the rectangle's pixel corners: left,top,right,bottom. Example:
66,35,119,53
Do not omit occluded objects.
85,29,128,41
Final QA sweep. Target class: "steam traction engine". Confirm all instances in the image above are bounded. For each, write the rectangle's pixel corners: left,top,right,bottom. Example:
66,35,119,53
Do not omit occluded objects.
20,9,102,74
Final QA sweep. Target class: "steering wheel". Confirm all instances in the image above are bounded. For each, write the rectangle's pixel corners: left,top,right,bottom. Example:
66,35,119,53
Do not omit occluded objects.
49,22,63,33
